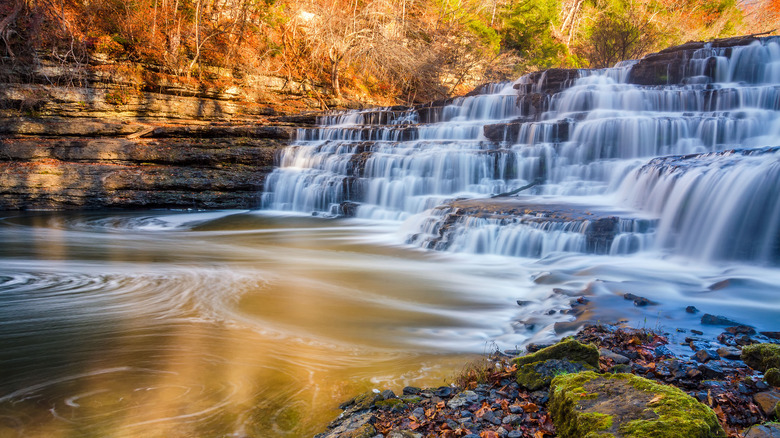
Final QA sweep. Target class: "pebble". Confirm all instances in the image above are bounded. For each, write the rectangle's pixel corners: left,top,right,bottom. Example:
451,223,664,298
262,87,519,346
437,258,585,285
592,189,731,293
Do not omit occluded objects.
599,347,630,364
402,386,421,395
434,386,453,397
686,305,699,313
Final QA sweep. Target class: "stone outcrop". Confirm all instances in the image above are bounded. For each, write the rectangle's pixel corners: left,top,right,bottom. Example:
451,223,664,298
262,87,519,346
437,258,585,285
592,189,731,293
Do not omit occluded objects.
0,119,291,210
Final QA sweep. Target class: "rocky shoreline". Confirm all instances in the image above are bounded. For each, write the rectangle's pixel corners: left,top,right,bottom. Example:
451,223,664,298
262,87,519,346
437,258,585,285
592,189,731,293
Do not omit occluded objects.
316,320,780,438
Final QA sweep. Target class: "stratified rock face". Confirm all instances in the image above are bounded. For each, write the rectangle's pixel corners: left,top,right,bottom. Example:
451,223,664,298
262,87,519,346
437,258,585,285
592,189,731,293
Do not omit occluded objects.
550,371,726,438
0,121,291,210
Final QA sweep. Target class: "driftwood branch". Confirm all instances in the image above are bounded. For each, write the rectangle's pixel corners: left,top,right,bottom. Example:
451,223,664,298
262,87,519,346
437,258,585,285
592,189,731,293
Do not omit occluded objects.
492,178,544,198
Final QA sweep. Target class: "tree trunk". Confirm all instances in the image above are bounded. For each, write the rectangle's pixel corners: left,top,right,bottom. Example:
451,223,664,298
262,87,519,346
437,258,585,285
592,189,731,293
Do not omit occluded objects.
331,56,341,98
188,0,202,78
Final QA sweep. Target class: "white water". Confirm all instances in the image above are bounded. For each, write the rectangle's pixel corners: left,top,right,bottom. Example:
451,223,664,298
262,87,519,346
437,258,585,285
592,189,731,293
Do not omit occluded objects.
264,37,780,265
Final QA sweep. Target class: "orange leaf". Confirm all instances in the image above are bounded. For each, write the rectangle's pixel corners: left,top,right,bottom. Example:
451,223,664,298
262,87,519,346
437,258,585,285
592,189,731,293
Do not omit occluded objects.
437,401,446,410
409,421,421,430
522,402,539,413
480,431,499,438
475,402,492,418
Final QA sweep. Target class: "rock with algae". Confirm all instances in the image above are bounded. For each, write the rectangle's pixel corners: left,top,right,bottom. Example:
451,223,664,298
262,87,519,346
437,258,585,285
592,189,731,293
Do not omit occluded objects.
513,338,599,390
549,371,726,438
743,344,780,372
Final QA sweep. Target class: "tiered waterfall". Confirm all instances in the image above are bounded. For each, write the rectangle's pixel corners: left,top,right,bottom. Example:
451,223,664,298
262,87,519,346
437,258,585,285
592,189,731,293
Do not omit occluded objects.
263,37,780,264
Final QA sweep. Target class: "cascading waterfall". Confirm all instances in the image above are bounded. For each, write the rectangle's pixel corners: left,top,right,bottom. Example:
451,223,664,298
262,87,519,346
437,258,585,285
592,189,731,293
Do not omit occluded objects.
264,36,780,264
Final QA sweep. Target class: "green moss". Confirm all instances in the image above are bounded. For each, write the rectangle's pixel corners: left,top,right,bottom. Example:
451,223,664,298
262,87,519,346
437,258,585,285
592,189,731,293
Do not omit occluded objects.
514,338,599,368
375,398,408,411
516,358,593,390
742,343,780,372
400,395,422,404
763,367,780,388
351,391,381,410
550,371,726,438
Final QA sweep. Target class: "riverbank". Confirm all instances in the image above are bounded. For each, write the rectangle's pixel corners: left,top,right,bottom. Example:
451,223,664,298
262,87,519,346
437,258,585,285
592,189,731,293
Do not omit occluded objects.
316,320,780,438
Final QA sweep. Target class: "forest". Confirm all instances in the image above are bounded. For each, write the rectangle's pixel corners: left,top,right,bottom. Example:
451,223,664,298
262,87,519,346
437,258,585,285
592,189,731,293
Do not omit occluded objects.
0,0,778,104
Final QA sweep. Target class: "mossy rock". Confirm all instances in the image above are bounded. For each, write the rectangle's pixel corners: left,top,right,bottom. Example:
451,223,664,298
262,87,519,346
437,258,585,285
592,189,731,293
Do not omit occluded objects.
375,398,408,412
766,368,780,388
516,358,593,391
550,371,726,438
514,338,599,368
742,344,780,372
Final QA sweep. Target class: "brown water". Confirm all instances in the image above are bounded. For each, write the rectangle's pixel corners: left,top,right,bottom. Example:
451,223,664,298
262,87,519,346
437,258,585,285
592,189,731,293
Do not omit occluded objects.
0,210,559,438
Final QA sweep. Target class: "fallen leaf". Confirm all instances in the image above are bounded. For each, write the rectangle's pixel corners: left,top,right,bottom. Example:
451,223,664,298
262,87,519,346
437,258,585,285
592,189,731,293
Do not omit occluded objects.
522,402,539,413
475,402,492,418
480,431,499,438
649,394,665,404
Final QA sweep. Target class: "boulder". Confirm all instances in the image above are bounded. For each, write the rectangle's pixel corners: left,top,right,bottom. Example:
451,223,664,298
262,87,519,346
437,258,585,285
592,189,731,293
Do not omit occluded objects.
744,423,780,438
743,344,780,372
513,338,599,368
549,371,726,438
516,359,593,391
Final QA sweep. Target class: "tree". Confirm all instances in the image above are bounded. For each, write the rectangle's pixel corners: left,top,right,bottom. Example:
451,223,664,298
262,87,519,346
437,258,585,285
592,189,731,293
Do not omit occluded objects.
574,0,660,68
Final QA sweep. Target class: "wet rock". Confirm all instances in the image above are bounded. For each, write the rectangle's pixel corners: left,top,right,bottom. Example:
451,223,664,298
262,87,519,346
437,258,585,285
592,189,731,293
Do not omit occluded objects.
549,371,725,437
761,332,780,340
314,411,376,438
695,349,721,363
624,293,657,306
686,306,700,314
744,423,780,438
599,347,630,364
380,389,397,400
447,390,479,409
434,386,453,398
516,300,531,306
654,344,674,358
727,326,757,335
717,346,742,360
752,390,780,417
402,386,421,395
701,314,744,326
698,363,726,379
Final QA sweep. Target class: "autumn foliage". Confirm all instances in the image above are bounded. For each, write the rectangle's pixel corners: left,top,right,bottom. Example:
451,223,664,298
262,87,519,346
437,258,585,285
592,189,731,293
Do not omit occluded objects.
0,0,776,104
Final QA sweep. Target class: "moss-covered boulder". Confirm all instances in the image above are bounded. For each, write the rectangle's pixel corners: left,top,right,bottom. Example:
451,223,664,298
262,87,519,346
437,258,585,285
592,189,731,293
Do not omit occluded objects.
514,338,600,390
550,371,726,438
742,344,780,372
514,338,600,367
767,368,780,388
516,358,593,391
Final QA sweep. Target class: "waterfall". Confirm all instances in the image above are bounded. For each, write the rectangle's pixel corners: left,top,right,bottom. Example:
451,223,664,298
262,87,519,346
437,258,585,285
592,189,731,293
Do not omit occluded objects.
264,36,780,264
